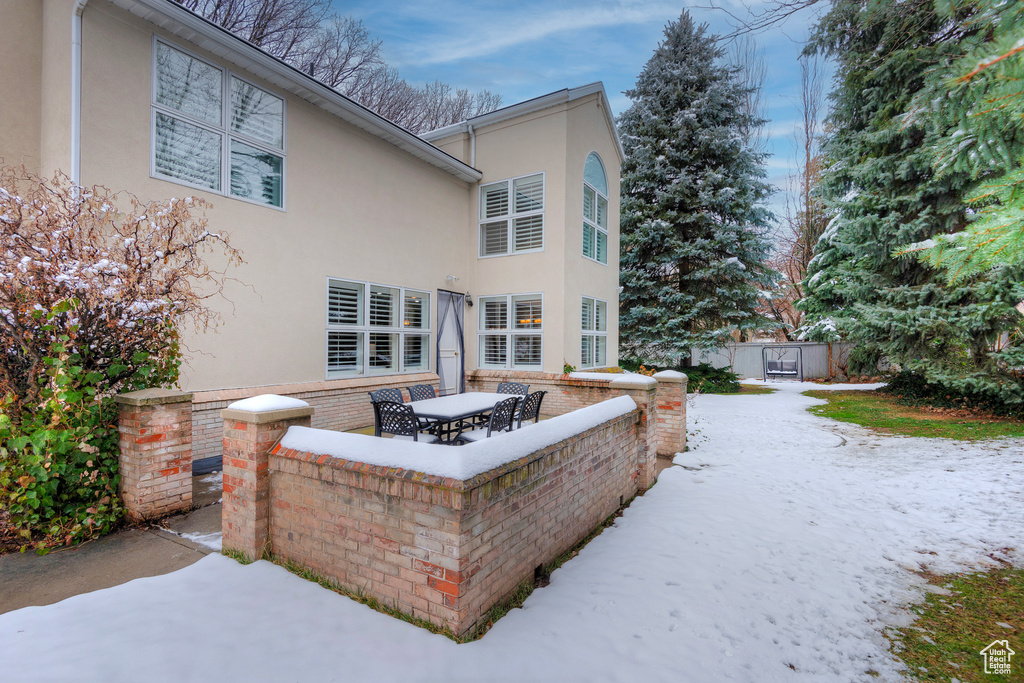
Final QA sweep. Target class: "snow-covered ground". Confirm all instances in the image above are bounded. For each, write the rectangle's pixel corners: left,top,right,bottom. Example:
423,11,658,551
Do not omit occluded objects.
2,382,1020,682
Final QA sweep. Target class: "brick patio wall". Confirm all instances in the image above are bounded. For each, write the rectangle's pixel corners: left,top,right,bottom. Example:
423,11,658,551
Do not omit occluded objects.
222,400,643,637
191,373,439,464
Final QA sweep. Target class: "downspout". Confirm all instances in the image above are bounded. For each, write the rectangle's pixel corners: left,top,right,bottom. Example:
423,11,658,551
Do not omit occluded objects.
71,0,89,184
468,122,476,168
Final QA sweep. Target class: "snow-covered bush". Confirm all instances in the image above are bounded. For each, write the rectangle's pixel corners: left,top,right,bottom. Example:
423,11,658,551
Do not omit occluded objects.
0,165,241,549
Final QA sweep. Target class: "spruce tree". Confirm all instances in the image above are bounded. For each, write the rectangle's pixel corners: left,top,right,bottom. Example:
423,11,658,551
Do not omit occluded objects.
801,0,1024,402
617,11,775,364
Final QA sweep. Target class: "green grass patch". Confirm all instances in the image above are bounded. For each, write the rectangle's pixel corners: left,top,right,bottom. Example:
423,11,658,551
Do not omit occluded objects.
804,390,1024,440
736,384,776,395
222,494,639,642
888,567,1023,682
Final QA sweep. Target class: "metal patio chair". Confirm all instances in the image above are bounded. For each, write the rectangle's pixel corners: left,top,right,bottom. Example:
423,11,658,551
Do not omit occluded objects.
373,400,429,441
406,384,436,401
458,396,520,442
514,390,546,429
496,381,529,396
368,387,404,404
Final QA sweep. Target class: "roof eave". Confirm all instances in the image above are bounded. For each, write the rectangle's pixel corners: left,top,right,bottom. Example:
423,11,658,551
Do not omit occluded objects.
108,0,482,183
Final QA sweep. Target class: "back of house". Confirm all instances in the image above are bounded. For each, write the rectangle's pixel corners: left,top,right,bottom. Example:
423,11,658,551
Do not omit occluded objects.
1,0,622,468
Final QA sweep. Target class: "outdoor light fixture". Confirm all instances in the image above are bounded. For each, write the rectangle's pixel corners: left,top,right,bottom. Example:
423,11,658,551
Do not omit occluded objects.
446,274,460,283
466,293,474,307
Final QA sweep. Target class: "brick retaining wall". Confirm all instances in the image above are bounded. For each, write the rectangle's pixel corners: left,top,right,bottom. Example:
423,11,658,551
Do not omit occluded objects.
223,401,644,637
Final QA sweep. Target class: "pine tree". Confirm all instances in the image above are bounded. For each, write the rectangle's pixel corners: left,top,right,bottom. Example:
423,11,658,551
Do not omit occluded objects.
900,0,1024,280
617,11,775,364
800,0,1024,401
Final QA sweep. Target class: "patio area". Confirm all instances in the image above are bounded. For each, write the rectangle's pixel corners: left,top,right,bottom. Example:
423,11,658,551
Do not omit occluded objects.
2,382,1021,681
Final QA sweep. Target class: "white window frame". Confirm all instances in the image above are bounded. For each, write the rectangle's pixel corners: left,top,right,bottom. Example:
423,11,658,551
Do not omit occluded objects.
150,37,287,210
478,172,546,258
582,156,609,265
477,293,544,370
580,296,608,369
325,278,431,378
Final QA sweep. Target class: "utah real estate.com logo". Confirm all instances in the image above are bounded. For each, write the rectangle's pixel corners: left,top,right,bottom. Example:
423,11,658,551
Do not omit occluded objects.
980,640,1015,675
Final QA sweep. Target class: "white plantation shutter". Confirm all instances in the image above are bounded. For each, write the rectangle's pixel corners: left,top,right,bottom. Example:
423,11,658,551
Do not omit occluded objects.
369,286,399,327
403,334,428,370
513,215,543,251
583,185,595,223
596,195,608,229
583,223,595,259
480,221,508,256
595,300,607,332
481,335,507,366
230,77,284,148
229,139,282,206
513,297,542,329
581,298,594,331
154,114,222,191
403,291,428,329
479,175,544,256
595,336,607,366
596,231,608,264
513,174,543,213
328,281,361,325
581,336,593,367
155,42,222,125
327,331,361,372
480,183,509,218
482,298,508,330
513,336,542,367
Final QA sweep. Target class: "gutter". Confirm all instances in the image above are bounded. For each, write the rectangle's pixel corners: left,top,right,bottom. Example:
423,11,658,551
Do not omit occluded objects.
71,0,89,184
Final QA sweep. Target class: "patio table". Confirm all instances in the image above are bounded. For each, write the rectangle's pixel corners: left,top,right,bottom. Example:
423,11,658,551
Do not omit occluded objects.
407,392,515,444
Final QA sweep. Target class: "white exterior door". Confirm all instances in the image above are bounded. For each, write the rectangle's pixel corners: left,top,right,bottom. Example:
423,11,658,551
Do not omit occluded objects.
436,291,465,395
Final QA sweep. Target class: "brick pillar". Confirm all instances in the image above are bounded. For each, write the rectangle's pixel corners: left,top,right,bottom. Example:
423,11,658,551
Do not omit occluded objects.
114,388,194,521
221,399,314,561
653,370,688,458
610,378,658,490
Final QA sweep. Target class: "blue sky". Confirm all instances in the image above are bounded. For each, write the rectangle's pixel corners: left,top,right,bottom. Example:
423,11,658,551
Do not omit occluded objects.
335,0,830,221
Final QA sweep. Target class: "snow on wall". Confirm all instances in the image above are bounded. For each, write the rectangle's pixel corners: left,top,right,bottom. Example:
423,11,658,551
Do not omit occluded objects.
279,395,638,481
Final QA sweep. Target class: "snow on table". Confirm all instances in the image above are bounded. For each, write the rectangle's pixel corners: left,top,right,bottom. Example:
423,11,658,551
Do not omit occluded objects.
407,391,509,419
2,381,1020,682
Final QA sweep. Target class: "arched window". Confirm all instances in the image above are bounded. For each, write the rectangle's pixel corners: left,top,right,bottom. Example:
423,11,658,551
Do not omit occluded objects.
582,153,608,264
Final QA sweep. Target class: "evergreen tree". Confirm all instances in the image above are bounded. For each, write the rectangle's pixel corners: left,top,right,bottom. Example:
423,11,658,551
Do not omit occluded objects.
617,11,775,363
900,0,1024,280
800,0,1024,400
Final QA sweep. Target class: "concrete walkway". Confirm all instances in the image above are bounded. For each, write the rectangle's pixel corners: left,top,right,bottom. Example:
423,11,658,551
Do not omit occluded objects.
0,474,223,615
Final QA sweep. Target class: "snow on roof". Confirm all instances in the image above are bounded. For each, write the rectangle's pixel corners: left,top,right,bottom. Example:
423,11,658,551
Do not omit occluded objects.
227,394,310,412
279,395,637,481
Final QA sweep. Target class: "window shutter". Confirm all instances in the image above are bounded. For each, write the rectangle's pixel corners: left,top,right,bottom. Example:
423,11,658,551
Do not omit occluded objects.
403,291,429,329
480,221,508,256
368,332,398,371
596,195,608,229
230,77,284,148
229,139,283,207
328,281,361,325
480,183,509,219
581,298,594,331
155,42,222,125
595,336,607,366
596,231,608,264
482,299,508,330
513,335,542,366
369,286,399,327
513,215,543,251
580,336,593,367
583,185,595,223
154,114,222,190
583,223,595,259
327,331,361,372
481,335,507,366
403,334,428,370
513,298,542,329
513,175,543,213
595,300,607,332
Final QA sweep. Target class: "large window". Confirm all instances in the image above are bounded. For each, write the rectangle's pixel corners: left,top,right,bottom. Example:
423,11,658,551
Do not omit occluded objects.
479,173,545,257
582,153,608,264
478,294,543,369
152,39,285,208
326,279,430,377
581,296,608,368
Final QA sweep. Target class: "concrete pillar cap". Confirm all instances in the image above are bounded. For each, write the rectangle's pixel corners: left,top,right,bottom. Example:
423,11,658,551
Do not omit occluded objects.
113,388,193,406
653,370,688,382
